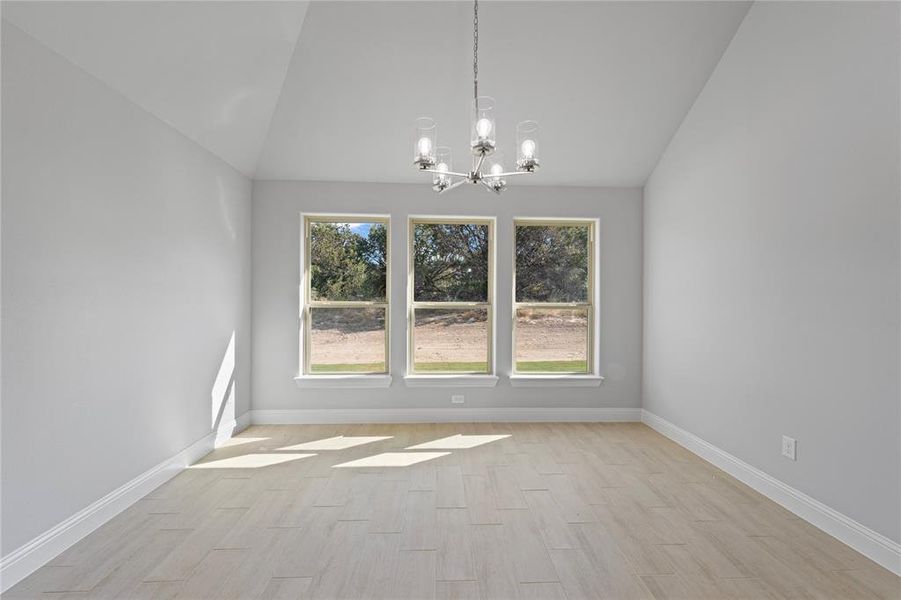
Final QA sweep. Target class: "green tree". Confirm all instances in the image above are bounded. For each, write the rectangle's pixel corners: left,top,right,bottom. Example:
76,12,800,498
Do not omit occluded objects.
413,223,489,302
515,225,589,302
310,222,386,301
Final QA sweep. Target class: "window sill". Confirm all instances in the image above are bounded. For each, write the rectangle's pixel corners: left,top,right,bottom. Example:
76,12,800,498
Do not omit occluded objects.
294,374,392,389
403,375,499,388
509,374,604,388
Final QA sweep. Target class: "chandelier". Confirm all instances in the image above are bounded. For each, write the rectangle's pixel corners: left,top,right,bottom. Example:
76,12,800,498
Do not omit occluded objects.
412,0,540,194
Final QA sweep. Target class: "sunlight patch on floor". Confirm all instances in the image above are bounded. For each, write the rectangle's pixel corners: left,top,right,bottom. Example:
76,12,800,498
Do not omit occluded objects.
279,436,393,451
190,453,316,469
405,434,510,450
332,452,450,468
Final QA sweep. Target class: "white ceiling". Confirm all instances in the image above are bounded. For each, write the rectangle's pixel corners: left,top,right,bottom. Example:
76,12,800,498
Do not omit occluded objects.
2,1,309,176
3,1,750,186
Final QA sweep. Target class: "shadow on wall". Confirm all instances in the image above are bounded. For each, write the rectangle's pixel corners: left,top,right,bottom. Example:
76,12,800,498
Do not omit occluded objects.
211,331,236,432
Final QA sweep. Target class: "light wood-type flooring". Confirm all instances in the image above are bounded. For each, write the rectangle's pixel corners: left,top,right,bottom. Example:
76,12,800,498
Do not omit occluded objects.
5,423,899,599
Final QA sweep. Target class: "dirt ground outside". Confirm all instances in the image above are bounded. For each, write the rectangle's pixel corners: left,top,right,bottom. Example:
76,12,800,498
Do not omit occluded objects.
310,310,587,366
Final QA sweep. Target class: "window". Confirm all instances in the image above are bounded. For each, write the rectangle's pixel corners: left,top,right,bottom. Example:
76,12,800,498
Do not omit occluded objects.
303,215,389,374
409,218,494,374
514,219,595,374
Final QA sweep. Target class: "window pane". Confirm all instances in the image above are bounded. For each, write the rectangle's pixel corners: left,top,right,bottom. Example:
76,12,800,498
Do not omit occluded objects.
310,307,386,373
413,308,488,373
413,223,489,302
515,307,588,373
515,224,590,303
310,221,387,301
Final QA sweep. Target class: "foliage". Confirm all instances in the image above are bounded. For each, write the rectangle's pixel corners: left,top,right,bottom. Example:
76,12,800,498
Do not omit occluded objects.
310,222,387,301
413,223,489,302
515,225,589,302
309,221,589,304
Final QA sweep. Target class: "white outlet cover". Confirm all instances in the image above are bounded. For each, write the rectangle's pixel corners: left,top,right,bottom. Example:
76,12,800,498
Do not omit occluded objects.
782,435,797,461
451,395,465,404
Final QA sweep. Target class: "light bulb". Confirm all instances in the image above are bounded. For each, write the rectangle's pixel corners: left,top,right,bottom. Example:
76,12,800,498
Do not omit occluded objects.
490,163,503,176
521,139,536,158
475,118,492,139
417,136,432,156
437,162,448,173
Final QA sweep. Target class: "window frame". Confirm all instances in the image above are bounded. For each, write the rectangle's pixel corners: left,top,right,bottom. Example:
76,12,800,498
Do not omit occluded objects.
300,213,391,376
407,216,496,376
512,218,597,376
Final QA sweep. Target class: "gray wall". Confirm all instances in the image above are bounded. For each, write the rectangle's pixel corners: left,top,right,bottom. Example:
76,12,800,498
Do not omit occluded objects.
643,2,900,542
252,181,642,410
1,23,253,554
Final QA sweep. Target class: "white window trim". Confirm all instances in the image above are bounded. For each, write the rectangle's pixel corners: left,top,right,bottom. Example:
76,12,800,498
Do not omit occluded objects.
298,213,391,385
512,217,601,378
406,216,497,379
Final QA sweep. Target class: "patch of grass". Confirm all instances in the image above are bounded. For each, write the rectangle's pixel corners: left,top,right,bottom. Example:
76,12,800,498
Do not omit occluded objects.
515,360,588,373
414,361,489,373
310,362,386,373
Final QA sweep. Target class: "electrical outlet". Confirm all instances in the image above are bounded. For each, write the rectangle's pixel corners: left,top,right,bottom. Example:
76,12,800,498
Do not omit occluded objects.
451,395,465,405
782,435,797,461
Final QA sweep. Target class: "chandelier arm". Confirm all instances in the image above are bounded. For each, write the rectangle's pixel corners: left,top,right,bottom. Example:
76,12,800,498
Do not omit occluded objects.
423,168,470,178
480,180,502,194
487,171,532,178
474,151,486,173
439,179,467,194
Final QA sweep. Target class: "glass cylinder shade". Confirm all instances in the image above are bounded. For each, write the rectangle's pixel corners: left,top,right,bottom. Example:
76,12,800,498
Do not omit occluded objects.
470,96,496,155
432,146,453,191
487,151,505,180
486,151,506,193
516,120,540,171
414,117,437,169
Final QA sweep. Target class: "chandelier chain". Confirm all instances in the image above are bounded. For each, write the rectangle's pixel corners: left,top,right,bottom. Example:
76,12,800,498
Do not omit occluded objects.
473,0,478,105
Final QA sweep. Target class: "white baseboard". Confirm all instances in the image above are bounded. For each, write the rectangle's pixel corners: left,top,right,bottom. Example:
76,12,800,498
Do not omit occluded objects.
251,407,641,424
641,410,901,576
0,413,249,593
214,411,252,445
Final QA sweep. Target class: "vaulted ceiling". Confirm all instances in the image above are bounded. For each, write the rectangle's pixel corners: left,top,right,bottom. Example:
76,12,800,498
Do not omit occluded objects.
3,1,750,186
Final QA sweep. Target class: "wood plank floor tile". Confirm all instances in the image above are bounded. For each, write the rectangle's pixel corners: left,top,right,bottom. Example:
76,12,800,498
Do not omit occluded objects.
435,508,476,582
392,550,438,600
436,580,481,600
257,577,313,600
499,508,560,583
463,474,502,525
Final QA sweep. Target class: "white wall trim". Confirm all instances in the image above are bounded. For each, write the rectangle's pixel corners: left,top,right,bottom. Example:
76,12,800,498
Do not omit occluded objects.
294,374,392,389
509,375,604,388
402,375,499,388
251,407,640,424
641,410,901,576
213,411,252,445
0,413,248,593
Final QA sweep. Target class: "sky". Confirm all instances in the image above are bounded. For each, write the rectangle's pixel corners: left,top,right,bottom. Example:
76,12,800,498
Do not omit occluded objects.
350,223,371,236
